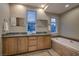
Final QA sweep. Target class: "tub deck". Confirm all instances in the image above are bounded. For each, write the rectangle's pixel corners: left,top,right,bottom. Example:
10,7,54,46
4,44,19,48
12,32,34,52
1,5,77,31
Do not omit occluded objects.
52,37,79,56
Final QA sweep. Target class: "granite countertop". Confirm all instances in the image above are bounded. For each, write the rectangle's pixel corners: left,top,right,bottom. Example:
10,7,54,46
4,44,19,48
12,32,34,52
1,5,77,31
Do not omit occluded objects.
2,32,51,37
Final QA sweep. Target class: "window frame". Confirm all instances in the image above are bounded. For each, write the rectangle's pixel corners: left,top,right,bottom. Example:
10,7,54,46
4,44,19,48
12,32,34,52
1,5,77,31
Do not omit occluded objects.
26,9,37,34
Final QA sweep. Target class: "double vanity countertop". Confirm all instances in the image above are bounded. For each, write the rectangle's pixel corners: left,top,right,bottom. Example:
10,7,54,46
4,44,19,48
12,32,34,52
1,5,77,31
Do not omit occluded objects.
2,32,51,37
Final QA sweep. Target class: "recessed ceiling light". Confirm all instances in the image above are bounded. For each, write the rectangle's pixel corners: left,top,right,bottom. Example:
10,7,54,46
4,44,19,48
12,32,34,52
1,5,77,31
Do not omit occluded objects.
16,5,24,9
65,4,69,8
38,8,44,12
41,4,45,8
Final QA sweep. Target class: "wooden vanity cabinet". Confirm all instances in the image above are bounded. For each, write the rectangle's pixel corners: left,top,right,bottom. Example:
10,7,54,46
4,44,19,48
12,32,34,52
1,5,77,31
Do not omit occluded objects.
3,37,17,55
2,35,51,55
3,37,28,55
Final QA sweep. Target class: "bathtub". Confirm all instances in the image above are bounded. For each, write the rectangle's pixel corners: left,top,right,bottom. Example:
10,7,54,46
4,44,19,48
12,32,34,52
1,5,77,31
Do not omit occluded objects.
52,37,79,56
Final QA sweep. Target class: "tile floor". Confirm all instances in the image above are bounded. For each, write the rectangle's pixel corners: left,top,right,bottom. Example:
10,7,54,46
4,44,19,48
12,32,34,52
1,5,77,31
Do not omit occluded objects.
17,49,59,56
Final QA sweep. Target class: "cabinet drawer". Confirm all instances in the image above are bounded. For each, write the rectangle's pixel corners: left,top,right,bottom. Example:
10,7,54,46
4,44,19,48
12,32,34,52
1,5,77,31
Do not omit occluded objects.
29,40,37,46
38,36,44,39
29,37,37,40
29,46,37,51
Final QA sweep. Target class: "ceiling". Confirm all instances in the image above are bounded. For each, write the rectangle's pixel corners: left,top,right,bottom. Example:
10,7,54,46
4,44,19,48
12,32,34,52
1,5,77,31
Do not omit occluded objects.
21,3,79,14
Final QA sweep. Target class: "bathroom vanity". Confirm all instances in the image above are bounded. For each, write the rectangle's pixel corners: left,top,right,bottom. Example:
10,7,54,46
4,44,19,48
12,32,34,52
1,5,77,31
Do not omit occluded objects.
2,33,51,55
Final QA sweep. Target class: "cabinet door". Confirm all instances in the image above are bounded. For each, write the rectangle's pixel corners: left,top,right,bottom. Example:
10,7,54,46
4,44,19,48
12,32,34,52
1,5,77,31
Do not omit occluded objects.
3,38,9,55
38,36,44,50
43,36,51,49
28,37,37,40
17,37,28,53
3,37,17,55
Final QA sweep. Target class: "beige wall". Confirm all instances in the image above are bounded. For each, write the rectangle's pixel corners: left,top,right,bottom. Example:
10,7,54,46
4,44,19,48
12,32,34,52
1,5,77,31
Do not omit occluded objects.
0,3,10,55
60,7,79,40
9,4,59,34
9,4,26,32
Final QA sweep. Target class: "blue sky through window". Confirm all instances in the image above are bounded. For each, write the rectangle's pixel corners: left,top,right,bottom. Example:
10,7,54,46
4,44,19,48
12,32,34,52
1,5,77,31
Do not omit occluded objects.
27,11,36,22
51,18,57,32
27,10,36,33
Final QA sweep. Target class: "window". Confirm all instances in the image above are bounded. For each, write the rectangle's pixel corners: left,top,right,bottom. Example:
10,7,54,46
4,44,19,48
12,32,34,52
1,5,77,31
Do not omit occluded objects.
50,18,57,33
27,10,36,34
